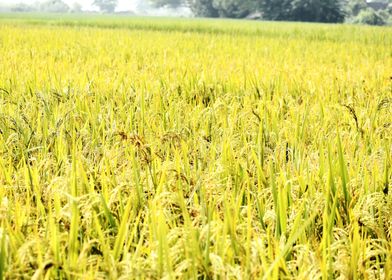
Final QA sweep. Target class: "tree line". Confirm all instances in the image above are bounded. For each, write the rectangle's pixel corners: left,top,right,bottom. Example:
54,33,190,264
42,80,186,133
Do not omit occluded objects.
6,0,392,25
9,0,113,13
152,0,392,25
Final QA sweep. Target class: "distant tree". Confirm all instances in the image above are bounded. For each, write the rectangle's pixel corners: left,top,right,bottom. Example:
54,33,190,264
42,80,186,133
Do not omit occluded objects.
347,0,367,16
93,0,118,13
0,4,7,12
149,0,184,8
352,8,387,25
188,0,219,17
258,0,293,21
11,3,37,12
259,0,346,22
213,0,255,18
146,0,255,18
290,0,346,22
346,0,391,24
142,0,354,21
71,2,83,13
149,0,244,17
39,0,70,13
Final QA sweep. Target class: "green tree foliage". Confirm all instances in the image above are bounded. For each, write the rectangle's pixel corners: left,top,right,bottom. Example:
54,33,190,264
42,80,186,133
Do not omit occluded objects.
259,0,346,22
39,0,70,13
258,0,292,20
348,0,367,16
352,8,387,25
10,0,70,13
149,0,184,8
188,0,219,17
145,0,391,25
149,0,252,18
293,0,346,22
353,9,386,25
10,3,37,12
213,0,255,18
347,0,391,25
93,0,118,13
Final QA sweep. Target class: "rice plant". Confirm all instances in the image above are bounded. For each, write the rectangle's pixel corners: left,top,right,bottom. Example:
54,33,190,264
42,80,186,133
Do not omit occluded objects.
0,15,391,279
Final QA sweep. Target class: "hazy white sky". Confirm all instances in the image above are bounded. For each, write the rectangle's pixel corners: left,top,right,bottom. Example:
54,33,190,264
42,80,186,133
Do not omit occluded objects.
0,0,139,11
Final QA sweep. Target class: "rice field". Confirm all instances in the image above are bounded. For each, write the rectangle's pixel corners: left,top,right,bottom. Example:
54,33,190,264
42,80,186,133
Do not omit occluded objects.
0,15,391,279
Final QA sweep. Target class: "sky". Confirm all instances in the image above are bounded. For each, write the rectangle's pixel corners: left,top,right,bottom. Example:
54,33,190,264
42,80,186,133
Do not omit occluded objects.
0,0,139,11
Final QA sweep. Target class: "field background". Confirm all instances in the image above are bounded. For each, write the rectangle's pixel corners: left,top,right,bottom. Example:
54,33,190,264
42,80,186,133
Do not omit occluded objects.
0,15,391,279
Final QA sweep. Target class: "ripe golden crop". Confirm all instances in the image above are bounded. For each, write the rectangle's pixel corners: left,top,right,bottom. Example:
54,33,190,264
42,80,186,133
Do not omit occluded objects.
0,15,391,279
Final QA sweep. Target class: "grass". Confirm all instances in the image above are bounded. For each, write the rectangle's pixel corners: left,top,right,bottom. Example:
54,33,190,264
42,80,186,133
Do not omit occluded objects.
0,14,391,279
